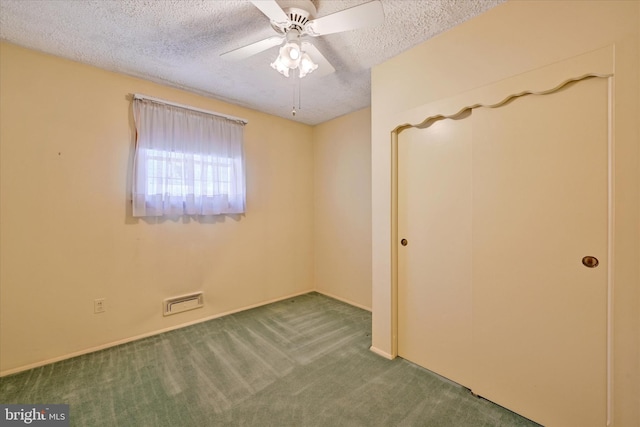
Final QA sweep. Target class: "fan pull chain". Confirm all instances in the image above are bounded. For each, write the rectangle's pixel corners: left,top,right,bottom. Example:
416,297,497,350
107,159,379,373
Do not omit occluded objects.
292,83,296,116
291,75,301,117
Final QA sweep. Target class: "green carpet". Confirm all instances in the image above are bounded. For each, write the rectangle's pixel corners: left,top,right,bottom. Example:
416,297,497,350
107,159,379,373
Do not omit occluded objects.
0,292,540,426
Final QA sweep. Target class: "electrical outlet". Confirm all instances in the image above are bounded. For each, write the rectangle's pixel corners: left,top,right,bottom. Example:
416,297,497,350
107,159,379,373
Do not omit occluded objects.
94,298,106,314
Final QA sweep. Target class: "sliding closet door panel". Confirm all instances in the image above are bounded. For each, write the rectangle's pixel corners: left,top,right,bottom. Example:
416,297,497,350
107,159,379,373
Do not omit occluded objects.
471,77,608,427
398,117,473,387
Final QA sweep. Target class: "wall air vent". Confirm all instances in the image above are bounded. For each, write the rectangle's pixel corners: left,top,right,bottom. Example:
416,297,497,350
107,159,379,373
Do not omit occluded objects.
163,292,204,316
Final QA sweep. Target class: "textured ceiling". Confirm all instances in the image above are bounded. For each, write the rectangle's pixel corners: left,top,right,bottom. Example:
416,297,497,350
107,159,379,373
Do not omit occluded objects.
0,0,503,125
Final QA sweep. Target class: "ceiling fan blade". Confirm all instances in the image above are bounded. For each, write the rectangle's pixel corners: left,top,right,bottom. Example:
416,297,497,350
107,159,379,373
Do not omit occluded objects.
302,42,335,78
249,0,289,25
221,36,283,61
305,0,384,36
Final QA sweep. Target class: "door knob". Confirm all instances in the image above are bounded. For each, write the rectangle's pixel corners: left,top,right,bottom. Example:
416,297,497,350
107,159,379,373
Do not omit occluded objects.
401,239,408,246
582,256,599,268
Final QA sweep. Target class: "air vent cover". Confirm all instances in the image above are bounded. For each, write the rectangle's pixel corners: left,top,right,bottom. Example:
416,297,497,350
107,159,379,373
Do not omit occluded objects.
163,292,203,316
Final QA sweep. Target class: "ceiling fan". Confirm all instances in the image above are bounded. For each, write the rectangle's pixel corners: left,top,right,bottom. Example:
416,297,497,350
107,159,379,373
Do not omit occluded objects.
221,0,385,79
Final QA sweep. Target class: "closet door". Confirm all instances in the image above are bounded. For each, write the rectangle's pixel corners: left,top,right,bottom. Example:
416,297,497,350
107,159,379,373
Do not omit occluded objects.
397,116,473,387
471,77,608,427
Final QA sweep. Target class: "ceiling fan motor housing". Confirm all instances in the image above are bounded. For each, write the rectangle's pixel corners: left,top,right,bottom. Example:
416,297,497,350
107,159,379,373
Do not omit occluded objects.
270,0,317,34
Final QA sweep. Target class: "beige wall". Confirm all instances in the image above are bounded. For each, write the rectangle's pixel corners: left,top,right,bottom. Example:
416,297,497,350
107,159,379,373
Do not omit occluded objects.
313,108,372,310
0,42,315,374
371,1,639,426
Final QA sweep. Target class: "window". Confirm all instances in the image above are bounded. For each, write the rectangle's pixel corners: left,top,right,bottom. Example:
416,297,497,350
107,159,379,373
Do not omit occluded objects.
132,98,246,217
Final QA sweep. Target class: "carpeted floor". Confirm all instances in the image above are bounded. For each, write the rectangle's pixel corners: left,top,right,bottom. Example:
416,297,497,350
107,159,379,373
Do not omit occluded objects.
0,292,540,426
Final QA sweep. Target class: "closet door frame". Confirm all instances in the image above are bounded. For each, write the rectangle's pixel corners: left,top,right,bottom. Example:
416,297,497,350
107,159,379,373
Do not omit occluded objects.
389,45,615,424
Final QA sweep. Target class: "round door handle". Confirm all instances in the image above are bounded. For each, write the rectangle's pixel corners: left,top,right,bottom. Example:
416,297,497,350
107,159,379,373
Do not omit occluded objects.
582,256,599,268
401,239,408,246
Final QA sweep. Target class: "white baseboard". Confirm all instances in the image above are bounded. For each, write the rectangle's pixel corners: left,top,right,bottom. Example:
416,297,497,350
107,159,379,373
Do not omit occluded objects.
314,290,372,312
0,289,314,377
369,346,395,360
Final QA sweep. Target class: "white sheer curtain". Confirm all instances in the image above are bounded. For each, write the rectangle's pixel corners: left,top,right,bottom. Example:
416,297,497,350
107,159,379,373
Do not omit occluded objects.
132,98,246,217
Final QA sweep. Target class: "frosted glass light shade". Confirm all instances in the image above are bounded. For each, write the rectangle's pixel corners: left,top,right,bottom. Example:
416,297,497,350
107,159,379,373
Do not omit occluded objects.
270,56,290,77
298,53,318,78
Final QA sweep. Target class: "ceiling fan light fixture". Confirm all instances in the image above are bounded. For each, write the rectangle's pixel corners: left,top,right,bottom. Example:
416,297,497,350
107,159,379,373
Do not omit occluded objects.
298,53,318,78
279,41,301,66
270,56,290,77
289,45,300,60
